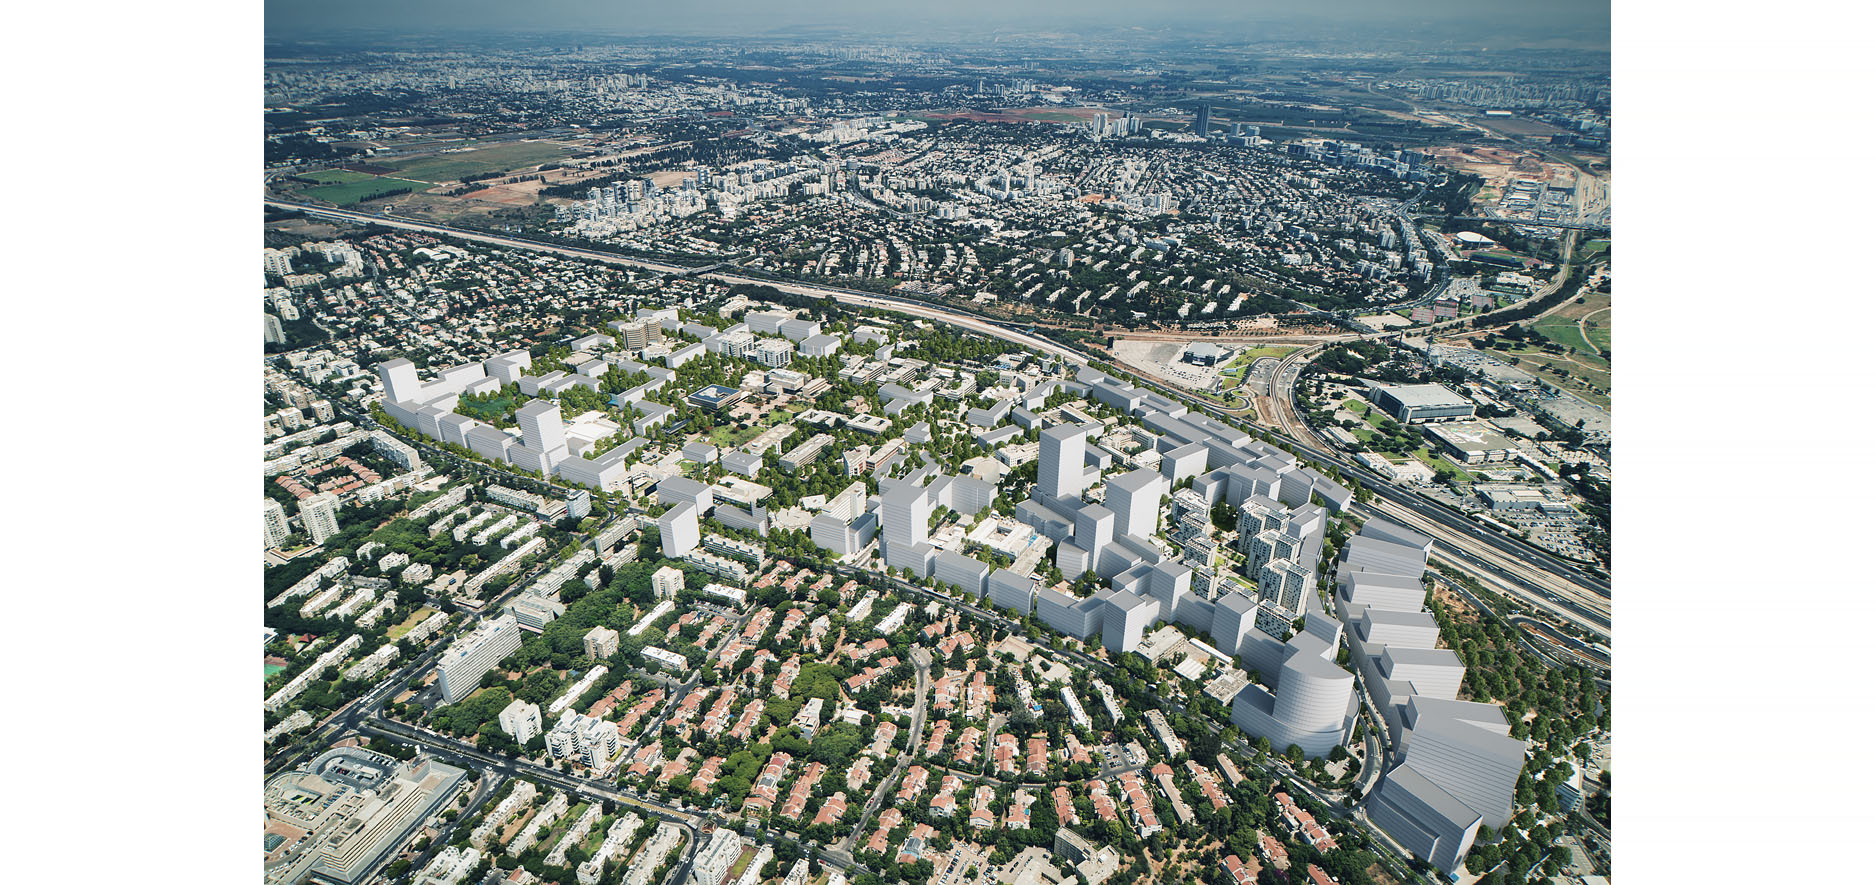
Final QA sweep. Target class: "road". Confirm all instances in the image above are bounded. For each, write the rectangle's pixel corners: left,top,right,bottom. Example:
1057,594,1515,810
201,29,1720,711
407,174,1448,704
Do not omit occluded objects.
840,646,931,854
267,200,1608,628
358,716,708,874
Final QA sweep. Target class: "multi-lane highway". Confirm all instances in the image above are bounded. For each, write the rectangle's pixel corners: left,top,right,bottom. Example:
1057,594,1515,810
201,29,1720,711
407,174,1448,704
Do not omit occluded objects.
266,199,1609,634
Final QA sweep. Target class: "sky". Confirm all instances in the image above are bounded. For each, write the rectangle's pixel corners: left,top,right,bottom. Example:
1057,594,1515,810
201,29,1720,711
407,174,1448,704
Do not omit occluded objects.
265,0,1610,47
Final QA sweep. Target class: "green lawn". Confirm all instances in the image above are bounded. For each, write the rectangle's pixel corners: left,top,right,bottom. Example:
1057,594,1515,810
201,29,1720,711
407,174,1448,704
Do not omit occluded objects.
1236,345,1299,362
387,607,435,640
388,141,574,183
301,176,430,206
1529,313,1597,356
299,169,376,185
727,847,757,879
1408,446,1474,481
579,815,614,853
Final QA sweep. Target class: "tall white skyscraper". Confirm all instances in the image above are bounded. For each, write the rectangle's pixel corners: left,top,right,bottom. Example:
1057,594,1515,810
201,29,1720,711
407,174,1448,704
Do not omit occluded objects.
515,400,567,454
264,313,285,345
1038,424,1088,502
659,502,700,558
299,493,341,545
1106,467,1165,539
264,498,290,548
377,358,420,404
880,483,931,547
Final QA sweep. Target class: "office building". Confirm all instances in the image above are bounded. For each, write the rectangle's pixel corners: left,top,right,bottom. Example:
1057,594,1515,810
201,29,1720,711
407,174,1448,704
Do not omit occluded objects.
1106,467,1165,539
265,498,291,548
880,482,930,549
515,400,568,456
1038,424,1089,501
436,614,523,704
1073,503,1116,563
659,502,700,558
300,493,341,545
986,568,1035,616
1194,104,1211,138
499,699,543,745
1207,592,1259,657
1229,617,1356,758
1035,587,1108,640
933,551,991,598
377,357,421,405
1368,713,1525,874
1102,591,1162,654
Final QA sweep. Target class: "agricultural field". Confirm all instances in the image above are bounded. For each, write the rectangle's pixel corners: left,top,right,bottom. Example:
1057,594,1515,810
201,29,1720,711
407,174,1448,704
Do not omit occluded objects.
387,140,576,183
300,176,431,206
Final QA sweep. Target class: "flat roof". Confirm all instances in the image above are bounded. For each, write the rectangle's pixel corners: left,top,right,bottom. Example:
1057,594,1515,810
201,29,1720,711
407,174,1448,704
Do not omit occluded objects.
1370,382,1470,408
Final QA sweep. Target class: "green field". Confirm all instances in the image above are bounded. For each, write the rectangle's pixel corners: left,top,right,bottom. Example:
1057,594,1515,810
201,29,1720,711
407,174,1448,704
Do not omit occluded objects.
299,169,376,185
1502,291,1612,405
387,607,435,640
302,176,430,206
388,141,574,183
1530,313,1597,356
265,663,286,679
1408,446,1474,482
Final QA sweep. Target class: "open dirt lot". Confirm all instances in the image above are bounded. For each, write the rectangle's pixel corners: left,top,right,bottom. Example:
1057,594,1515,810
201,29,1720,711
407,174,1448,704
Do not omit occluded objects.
1429,145,1577,192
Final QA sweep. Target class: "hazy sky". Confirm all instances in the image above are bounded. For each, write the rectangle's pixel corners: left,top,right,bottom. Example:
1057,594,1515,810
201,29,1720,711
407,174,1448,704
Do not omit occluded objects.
266,0,1609,45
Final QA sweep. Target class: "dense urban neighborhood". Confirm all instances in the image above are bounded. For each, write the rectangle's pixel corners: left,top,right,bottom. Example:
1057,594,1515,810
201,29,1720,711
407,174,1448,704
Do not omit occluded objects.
264,20,1612,885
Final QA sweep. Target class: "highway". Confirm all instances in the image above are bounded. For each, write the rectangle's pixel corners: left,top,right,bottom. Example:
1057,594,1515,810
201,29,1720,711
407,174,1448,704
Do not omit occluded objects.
268,199,1608,627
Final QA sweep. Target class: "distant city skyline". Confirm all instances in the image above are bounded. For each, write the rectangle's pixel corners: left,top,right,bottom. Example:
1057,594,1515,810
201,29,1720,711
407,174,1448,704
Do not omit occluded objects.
266,0,1609,48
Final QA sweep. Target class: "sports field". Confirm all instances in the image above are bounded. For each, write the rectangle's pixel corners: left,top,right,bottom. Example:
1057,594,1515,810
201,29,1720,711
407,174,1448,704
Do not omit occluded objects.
301,176,431,206
388,141,574,183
